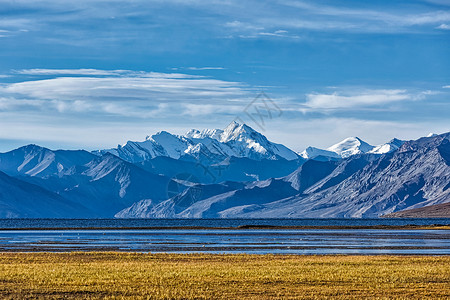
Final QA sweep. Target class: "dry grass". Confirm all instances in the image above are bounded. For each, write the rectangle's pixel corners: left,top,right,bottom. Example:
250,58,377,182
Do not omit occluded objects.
0,252,448,299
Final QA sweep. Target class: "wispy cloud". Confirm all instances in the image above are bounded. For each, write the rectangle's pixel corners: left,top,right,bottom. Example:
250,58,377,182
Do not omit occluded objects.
186,67,226,71
303,89,430,111
16,69,128,76
278,1,450,28
0,69,253,118
1,0,449,48
258,30,300,39
15,69,201,78
222,1,450,38
436,23,450,30
0,29,10,38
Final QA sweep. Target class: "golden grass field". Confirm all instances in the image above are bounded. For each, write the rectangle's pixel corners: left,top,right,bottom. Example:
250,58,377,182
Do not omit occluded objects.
0,253,448,299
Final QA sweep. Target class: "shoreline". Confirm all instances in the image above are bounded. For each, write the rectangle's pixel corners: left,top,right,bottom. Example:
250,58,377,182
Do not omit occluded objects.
0,224,449,231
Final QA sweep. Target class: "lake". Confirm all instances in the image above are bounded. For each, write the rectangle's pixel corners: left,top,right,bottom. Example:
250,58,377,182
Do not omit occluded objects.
0,219,449,255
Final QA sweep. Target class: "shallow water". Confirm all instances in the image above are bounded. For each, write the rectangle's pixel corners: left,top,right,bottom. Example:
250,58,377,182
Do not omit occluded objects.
1,229,449,255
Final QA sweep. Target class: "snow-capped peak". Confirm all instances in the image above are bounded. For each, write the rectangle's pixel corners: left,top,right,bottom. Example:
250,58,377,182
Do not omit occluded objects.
327,137,374,158
299,147,340,159
427,133,438,138
300,136,406,160
96,122,300,163
220,122,257,143
150,131,190,159
185,128,223,140
368,138,404,155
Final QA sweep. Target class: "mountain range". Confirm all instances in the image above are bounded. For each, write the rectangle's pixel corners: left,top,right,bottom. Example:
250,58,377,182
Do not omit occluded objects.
0,123,448,218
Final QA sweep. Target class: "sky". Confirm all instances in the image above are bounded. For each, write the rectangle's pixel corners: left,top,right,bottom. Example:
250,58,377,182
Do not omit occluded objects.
0,0,449,152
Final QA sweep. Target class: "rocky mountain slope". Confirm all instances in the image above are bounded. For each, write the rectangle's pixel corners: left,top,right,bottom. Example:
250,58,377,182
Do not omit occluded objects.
0,146,175,217
0,171,92,218
0,123,448,218
117,133,450,218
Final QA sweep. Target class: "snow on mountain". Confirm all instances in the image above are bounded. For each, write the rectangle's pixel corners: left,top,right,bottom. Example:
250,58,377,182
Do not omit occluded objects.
300,136,406,159
368,138,404,155
246,132,450,218
149,131,191,159
96,122,299,163
118,132,450,219
326,137,374,158
299,147,341,160
0,145,97,178
218,122,299,160
96,133,177,163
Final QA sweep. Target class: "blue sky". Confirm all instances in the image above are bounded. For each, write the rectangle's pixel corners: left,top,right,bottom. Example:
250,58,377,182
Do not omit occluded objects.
0,0,449,152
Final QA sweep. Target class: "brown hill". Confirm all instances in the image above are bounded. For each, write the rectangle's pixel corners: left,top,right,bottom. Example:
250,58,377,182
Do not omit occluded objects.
383,202,450,218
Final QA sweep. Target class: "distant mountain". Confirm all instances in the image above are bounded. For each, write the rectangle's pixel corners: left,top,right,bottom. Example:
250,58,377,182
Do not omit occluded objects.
115,181,247,218
118,133,450,218
116,178,298,218
0,146,176,217
326,137,374,158
0,124,448,218
54,153,173,217
299,147,341,160
96,122,299,164
227,133,450,218
368,138,404,155
299,137,405,159
135,156,303,184
0,144,96,178
0,171,92,218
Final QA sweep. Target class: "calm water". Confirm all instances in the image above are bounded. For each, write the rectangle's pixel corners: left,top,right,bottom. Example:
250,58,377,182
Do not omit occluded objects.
0,218,449,229
0,219,449,254
0,229,449,255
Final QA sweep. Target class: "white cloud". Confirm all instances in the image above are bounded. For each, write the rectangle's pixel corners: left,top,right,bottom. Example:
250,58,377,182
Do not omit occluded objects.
443,85,450,88
0,69,254,118
15,68,202,78
258,30,300,39
304,89,427,110
16,69,127,76
436,23,450,29
225,21,264,31
186,67,225,70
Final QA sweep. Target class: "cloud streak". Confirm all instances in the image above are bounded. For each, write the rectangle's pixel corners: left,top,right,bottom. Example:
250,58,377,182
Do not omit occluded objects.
1,0,449,47
303,89,431,111
0,69,254,118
